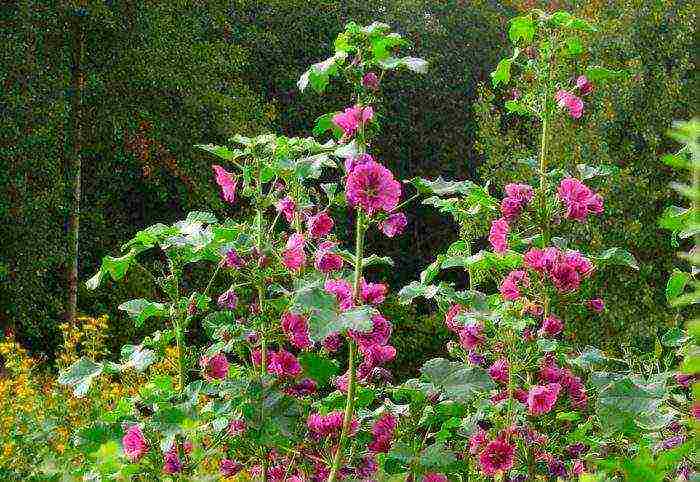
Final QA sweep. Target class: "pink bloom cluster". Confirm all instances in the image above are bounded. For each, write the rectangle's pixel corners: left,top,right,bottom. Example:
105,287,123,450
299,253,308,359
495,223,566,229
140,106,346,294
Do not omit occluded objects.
122,425,148,462
253,348,302,378
307,410,358,438
345,160,401,215
478,435,516,476
499,269,529,300
333,104,374,137
307,211,334,238
501,183,534,221
555,90,584,119
368,412,397,453
379,212,408,237
523,247,594,293
276,196,296,223
212,164,237,204
281,312,312,350
282,233,306,272
557,177,603,222
527,383,562,415
538,355,588,409
314,241,344,273
200,353,229,380
488,218,509,254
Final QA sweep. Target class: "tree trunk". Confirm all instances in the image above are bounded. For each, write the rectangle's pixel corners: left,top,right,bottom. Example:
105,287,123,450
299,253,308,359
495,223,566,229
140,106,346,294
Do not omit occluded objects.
67,9,84,325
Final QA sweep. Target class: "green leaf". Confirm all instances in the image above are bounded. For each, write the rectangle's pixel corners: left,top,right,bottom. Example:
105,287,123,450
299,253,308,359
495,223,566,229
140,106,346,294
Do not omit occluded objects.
312,113,341,138
419,442,458,470
591,247,639,270
118,299,169,327
362,254,395,268
397,281,440,304
549,11,573,27
566,37,584,55
576,163,618,180
596,376,667,434
585,66,625,82
556,411,581,422
570,347,609,370
299,352,339,387
185,211,217,224
408,177,480,196
379,56,428,74
490,48,519,88
666,269,691,302
120,345,156,372
660,327,688,347
194,143,242,161
416,358,495,402
58,358,103,398
508,15,535,44
567,17,597,33
505,100,531,116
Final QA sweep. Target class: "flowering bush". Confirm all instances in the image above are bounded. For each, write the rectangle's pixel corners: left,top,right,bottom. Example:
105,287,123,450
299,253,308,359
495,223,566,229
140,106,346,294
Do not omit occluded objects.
7,10,692,482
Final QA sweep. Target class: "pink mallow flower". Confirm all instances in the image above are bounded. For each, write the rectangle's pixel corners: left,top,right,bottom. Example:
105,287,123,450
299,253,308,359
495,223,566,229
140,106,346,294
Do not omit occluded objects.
488,358,510,384
555,89,584,119
307,211,334,238
379,212,407,237
528,383,562,415
499,269,529,301
557,178,603,222
362,72,380,90
576,75,593,96
344,153,373,173
368,412,397,453
444,304,465,332
282,233,306,272
332,105,374,137
163,446,183,474
539,315,564,338
479,437,516,476
469,429,489,454
314,241,344,273
458,323,485,350
361,278,388,305
212,164,237,204
489,218,509,253
220,459,243,477
122,425,148,462
423,474,448,482
223,249,246,268
349,314,392,351
500,183,534,221
267,349,302,378
324,278,354,310
281,312,312,350
217,289,238,309
587,298,605,313
200,353,229,380
276,196,296,223
345,161,401,215
307,411,358,438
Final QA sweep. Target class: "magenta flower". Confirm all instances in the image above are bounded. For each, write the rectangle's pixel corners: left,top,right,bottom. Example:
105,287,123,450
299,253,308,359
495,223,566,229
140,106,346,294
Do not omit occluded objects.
344,153,374,173
379,212,408,237
500,183,534,221
322,332,343,352
458,323,485,350
285,378,318,397
345,161,401,215
324,278,354,310
469,428,489,454
200,353,229,380
479,437,515,476
314,241,344,273
276,196,296,223
163,447,183,474
212,164,237,204
587,298,605,312
217,289,238,309
122,425,148,462
307,410,357,438
349,314,392,350
444,304,464,332
361,279,388,305
489,218,509,253
488,358,510,384
555,89,584,119
557,177,604,222
267,349,301,378
362,72,380,90
220,459,243,477
499,269,529,301
227,418,246,436
281,312,312,350
527,383,562,415
576,75,593,96
223,249,246,268
368,412,397,453
282,233,306,272
307,211,334,238
539,315,564,337
356,455,379,478
332,104,374,137
423,474,448,482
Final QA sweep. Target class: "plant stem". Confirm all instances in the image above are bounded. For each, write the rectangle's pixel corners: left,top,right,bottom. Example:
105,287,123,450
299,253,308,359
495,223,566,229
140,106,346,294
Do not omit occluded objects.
538,58,552,247
328,211,366,482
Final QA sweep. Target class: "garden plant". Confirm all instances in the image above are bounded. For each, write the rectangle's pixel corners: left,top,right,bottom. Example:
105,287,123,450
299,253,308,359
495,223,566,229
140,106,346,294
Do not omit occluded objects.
0,7,697,482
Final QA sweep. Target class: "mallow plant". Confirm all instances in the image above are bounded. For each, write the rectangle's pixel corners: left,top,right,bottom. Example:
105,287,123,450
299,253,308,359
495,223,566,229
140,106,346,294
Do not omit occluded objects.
59,21,426,481
379,10,693,481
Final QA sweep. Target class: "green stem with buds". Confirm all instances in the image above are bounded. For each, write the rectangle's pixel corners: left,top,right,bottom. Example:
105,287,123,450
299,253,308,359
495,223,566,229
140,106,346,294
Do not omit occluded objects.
328,211,366,482
538,46,554,247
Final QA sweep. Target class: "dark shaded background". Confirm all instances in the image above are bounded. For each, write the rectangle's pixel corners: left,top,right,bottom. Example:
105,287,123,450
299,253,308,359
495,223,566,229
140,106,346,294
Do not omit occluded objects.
1,0,695,374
